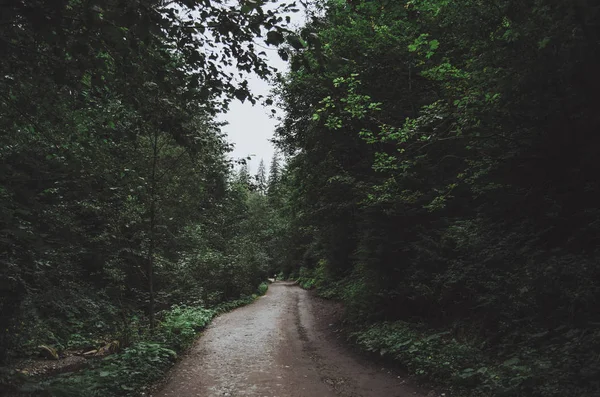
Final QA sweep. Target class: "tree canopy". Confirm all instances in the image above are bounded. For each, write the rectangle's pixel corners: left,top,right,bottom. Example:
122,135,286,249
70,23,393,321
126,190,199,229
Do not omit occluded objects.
0,0,295,378
268,1,600,396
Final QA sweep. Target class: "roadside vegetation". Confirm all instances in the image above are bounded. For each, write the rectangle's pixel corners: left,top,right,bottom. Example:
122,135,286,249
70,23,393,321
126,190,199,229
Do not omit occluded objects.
14,284,268,397
269,1,600,396
1,0,287,394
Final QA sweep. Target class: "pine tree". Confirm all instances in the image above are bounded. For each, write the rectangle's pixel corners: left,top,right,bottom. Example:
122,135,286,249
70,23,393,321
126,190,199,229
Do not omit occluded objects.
267,152,281,206
237,163,251,187
256,159,267,195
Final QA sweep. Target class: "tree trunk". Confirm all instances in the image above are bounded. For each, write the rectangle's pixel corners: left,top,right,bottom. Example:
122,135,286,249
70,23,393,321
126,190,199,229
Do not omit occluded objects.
148,130,159,330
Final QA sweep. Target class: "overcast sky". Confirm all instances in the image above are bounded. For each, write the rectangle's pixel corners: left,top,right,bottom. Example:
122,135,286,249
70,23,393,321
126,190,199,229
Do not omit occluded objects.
216,57,285,174
217,3,306,174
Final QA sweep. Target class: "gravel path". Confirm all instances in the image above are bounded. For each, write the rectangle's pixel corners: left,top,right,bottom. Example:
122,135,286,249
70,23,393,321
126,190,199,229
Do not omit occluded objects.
153,282,426,397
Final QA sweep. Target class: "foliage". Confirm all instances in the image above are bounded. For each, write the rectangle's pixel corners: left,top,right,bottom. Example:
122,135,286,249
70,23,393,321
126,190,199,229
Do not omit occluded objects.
353,321,600,397
0,0,294,359
295,267,317,289
214,282,270,314
16,281,268,396
295,260,331,290
3,0,600,395
353,322,481,386
257,282,269,296
270,0,600,395
1,0,288,394
37,342,178,397
155,306,215,351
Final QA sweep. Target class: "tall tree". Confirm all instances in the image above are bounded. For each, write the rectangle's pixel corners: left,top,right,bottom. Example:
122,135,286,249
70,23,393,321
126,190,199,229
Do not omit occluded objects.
269,1,600,396
0,0,298,364
237,163,251,188
256,159,268,195
267,152,282,206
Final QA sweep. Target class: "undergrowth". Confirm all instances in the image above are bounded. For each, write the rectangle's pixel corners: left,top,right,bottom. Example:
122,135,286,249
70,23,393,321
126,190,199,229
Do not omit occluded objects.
309,274,600,397
293,265,599,397
12,282,269,397
351,320,600,397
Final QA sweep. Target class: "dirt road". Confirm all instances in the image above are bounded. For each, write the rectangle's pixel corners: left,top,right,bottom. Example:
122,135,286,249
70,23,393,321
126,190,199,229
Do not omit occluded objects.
154,282,426,397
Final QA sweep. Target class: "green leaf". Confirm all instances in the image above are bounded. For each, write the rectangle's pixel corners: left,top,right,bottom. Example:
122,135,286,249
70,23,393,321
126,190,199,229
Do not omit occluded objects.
503,357,520,366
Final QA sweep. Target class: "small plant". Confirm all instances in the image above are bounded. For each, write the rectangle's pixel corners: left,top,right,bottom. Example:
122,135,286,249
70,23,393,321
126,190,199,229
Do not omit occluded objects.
351,320,575,396
257,282,269,296
352,322,487,393
156,306,215,351
296,266,316,289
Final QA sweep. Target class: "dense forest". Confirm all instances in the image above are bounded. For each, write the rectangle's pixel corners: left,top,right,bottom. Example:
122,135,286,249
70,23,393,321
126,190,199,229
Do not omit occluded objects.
269,1,600,396
1,0,600,396
0,0,290,394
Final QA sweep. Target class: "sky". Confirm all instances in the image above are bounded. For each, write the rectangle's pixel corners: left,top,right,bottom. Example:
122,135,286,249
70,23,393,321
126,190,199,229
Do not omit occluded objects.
216,56,286,174
217,3,306,174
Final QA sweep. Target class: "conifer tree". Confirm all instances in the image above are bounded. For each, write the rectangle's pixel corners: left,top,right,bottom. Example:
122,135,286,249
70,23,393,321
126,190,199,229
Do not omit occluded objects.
256,159,267,195
267,152,281,206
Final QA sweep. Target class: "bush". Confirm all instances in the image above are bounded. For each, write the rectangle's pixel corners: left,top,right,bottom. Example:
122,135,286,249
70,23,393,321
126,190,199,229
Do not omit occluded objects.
35,342,177,397
155,306,215,351
257,282,269,296
353,322,481,383
16,281,271,396
352,321,599,397
214,282,268,314
296,262,327,289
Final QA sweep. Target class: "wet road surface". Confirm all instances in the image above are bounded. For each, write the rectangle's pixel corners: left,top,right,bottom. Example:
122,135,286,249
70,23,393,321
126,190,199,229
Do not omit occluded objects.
153,282,425,397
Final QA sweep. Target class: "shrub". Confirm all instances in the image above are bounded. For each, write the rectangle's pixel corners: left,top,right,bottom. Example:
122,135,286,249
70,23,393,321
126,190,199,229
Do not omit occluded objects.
155,306,215,351
351,320,600,397
353,321,481,382
296,266,316,289
18,282,269,396
257,282,269,296
36,342,177,397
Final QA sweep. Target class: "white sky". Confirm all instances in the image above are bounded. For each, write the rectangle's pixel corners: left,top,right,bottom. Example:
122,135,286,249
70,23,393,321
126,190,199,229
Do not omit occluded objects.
218,2,306,173
217,58,285,173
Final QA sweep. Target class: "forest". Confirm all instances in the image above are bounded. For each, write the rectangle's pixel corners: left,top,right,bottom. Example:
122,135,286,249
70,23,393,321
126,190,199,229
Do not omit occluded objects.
1,0,600,396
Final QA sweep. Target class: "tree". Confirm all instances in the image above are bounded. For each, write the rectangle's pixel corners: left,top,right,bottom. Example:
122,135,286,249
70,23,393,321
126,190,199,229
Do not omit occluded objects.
237,163,252,188
0,0,298,364
269,0,600,395
255,159,268,195
267,152,282,207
